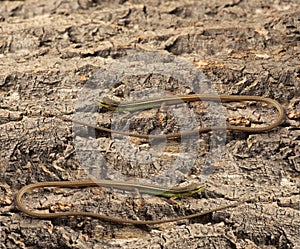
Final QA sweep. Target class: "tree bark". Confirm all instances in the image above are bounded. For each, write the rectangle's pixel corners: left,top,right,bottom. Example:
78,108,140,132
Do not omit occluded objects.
1,0,299,248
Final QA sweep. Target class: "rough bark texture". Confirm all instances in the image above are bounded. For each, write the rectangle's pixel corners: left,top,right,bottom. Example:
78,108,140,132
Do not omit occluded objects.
0,0,299,248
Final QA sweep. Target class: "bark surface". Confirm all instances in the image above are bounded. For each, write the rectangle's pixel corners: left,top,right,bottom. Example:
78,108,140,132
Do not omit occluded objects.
0,0,299,248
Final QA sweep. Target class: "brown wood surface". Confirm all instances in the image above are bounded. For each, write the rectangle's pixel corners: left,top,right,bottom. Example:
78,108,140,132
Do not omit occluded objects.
0,0,299,248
